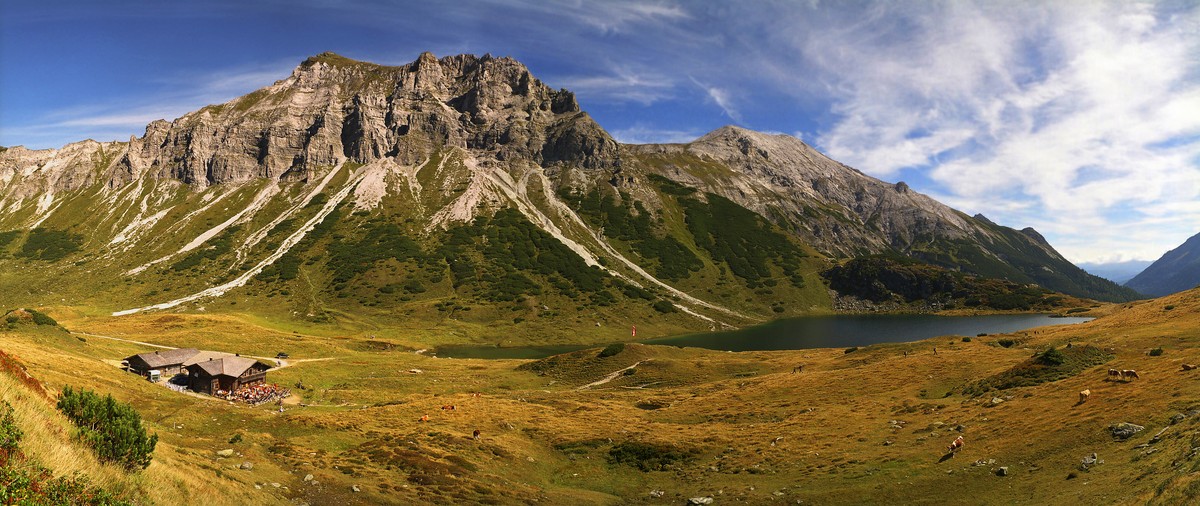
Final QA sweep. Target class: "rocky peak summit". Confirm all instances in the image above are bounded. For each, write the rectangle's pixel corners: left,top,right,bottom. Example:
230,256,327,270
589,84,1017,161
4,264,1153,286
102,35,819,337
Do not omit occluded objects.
4,51,617,194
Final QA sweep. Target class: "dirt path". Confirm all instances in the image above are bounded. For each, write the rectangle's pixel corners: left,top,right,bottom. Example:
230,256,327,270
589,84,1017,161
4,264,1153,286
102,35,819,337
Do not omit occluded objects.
75,331,175,350
578,360,649,390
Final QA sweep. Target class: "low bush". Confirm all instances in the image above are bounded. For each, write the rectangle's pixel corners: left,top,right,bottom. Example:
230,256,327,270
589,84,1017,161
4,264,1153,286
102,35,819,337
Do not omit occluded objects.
607,441,695,472
844,347,859,354
56,386,157,471
1149,347,1165,357
598,343,625,358
651,300,677,313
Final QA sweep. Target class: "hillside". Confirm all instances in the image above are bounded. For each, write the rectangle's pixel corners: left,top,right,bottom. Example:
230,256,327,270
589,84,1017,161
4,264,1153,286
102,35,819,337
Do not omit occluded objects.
0,52,1136,347
1126,231,1200,297
1,287,1197,504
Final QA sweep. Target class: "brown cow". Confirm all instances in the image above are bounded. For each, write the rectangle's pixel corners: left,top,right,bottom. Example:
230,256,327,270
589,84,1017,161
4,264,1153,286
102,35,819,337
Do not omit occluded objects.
1079,389,1090,403
1182,364,1197,371
1108,368,1123,380
947,435,964,453
1122,369,1141,380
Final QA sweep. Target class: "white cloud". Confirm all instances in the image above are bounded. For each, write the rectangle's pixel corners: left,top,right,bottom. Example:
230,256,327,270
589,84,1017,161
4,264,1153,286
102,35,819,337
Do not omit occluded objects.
794,1,1200,264
689,76,740,121
555,65,676,104
4,60,297,148
609,123,702,145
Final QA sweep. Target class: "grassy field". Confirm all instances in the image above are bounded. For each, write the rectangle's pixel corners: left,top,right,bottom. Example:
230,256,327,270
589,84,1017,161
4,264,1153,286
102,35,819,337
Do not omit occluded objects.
1,287,1198,504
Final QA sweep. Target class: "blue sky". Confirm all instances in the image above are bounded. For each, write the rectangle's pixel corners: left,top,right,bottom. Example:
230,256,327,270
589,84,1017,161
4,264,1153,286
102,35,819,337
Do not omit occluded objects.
1,0,1198,265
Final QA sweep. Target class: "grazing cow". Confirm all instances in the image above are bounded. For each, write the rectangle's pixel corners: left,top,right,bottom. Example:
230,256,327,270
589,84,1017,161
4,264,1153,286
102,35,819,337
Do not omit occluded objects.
1108,369,1123,380
1182,364,1197,371
1079,389,1090,403
472,429,481,440
947,435,964,453
1122,369,1141,380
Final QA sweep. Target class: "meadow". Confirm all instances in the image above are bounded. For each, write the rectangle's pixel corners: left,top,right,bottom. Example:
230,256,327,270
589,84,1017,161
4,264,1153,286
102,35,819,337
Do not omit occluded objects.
1,287,1198,504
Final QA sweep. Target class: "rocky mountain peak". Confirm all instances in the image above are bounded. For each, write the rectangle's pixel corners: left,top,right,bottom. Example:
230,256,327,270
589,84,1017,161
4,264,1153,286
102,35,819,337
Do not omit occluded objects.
5,51,620,194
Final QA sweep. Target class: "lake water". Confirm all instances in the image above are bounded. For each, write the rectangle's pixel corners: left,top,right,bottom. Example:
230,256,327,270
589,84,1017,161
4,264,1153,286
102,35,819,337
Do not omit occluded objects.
434,313,1093,359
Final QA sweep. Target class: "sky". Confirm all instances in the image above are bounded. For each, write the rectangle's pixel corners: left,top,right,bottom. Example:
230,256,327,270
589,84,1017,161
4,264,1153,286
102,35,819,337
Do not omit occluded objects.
1,0,1198,266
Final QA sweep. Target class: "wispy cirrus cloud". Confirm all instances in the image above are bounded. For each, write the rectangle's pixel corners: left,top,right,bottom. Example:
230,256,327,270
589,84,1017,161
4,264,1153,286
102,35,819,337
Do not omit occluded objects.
555,65,677,105
2,60,297,148
609,123,702,145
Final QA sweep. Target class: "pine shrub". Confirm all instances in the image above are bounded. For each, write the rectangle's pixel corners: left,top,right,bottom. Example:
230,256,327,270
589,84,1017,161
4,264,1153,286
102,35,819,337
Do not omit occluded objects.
56,387,157,471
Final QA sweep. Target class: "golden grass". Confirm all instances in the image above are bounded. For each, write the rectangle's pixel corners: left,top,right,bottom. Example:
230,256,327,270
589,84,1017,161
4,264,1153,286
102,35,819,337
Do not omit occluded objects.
1,288,1198,504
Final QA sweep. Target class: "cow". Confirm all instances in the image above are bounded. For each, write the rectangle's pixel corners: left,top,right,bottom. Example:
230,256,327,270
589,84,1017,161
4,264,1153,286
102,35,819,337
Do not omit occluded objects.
1182,364,1197,371
472,429,481,440
1108,368,1123,380
1122,369,1141,380
1079,389,1090,403
947,435,964,453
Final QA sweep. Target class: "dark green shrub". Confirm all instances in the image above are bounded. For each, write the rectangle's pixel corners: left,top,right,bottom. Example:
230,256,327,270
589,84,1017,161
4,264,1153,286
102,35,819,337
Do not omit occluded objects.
997,339,1015,348
16,228,81,261
1038,347,1066,366
599,343,625,358
1164,305,1175,311
651,300,676,313
0,401,21,464
56,386,157,471
607,441,695,472
229,433,243,444
844,347,859,354
962,336,972,342
26,309,57,327
1149,347,1164,357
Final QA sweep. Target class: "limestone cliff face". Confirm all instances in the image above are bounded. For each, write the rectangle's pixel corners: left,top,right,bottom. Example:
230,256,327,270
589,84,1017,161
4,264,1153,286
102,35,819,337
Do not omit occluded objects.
0,51,618,194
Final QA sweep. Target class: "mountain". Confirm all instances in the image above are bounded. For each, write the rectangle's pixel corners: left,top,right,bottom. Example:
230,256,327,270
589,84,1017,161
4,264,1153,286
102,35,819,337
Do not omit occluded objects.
1078,260,1153,284
0,52,1137,342
1125,232,1200,297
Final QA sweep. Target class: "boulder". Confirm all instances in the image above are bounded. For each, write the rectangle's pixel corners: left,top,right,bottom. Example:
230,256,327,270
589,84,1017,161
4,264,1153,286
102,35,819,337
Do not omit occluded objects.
239,461,253,470
216,449,234,458
687,498,714,505
304,474,314,482
1109,422,1145,440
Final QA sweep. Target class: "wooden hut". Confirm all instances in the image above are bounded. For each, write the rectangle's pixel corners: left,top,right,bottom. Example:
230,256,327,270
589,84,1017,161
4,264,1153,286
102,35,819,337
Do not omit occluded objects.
123,348,200,379
184,357,271,395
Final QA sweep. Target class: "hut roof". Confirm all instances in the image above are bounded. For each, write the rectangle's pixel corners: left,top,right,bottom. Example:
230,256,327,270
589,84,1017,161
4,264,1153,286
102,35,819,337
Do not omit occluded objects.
127,348,200,368
182,350,236,366
187,357,266,378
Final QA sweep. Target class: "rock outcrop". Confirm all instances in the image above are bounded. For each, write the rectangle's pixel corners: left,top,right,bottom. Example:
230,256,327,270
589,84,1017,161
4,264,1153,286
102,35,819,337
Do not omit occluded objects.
1,51,618,193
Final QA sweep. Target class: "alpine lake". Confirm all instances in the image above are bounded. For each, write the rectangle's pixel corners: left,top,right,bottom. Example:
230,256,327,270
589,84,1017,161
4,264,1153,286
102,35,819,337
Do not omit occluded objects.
435,313,1094,359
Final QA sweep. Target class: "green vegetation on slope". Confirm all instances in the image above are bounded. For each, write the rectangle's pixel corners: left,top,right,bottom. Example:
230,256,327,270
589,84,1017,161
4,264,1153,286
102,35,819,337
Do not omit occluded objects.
963,344,1113,396
56,386,158,471
911,222,1142,303
16,228,82,262
561,186,702,281
823,256,1091,311
0,400,130,505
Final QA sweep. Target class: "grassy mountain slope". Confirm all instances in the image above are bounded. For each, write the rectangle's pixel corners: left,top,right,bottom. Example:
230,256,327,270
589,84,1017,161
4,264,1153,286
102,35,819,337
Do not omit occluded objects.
1126,231,1200,297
